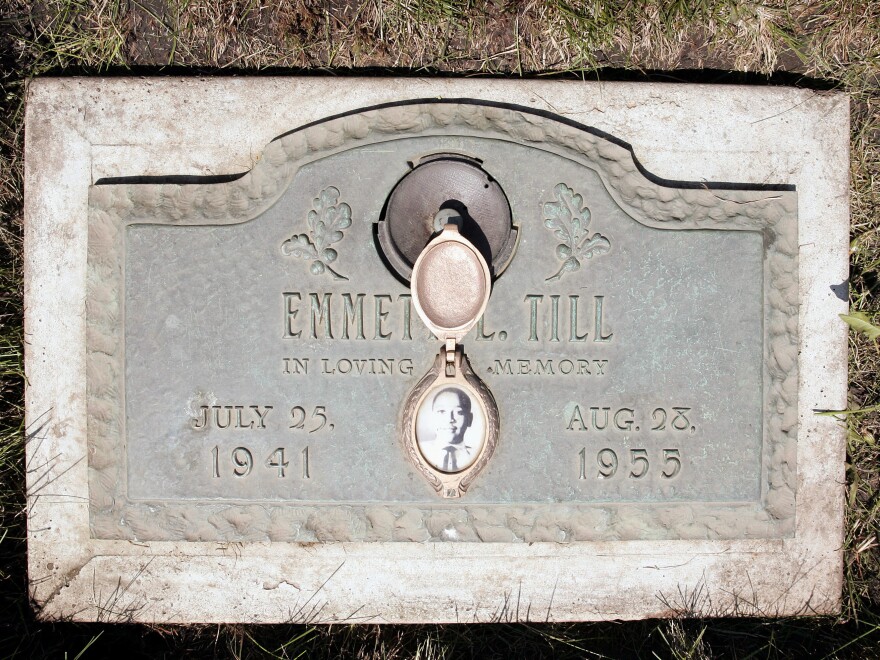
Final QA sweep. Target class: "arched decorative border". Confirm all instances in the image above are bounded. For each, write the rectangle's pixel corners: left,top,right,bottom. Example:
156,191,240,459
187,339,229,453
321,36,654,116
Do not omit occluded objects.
87,100,797,543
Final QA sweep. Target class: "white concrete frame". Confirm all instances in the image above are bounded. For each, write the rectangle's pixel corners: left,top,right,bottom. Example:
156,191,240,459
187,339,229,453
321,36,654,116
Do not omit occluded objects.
24,78,848,622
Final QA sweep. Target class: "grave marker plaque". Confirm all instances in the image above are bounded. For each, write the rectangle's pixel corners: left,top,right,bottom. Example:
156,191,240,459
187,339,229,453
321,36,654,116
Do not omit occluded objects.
25,79,849,622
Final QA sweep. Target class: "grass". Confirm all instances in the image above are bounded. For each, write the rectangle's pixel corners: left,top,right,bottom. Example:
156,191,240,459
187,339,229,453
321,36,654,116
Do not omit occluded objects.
1,0,879,657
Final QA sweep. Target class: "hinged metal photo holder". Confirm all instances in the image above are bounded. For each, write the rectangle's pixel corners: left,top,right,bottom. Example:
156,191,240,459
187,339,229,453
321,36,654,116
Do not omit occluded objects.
401,223,501,498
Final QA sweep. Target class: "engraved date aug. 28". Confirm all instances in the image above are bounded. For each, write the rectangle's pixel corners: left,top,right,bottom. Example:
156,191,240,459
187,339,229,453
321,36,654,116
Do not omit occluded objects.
565,405,695,433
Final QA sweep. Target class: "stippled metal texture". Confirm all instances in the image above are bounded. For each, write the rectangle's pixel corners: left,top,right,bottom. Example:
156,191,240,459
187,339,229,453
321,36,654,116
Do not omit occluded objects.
86,102,798,542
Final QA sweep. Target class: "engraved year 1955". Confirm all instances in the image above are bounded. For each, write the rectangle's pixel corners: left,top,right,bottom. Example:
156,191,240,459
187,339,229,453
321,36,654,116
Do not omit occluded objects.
577,447,682,480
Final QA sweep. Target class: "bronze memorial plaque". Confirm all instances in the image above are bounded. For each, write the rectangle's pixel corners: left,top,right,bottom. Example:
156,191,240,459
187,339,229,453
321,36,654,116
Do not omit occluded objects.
86,101,797,543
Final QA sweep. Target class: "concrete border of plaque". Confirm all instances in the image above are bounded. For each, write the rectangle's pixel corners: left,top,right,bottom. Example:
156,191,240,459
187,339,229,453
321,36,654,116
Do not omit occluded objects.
24,78,849,622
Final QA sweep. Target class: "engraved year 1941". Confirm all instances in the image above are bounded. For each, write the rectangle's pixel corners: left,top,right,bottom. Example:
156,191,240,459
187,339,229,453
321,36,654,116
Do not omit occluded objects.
210,445,313,479
201,404,334,480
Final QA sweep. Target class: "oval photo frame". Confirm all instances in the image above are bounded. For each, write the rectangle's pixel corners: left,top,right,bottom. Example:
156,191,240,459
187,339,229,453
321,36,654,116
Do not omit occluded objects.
415,382,487,474
401,350,499,498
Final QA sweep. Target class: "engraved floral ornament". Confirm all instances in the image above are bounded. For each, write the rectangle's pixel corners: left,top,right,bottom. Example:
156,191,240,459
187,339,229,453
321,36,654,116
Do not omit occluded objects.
281,186,351,280
543,183,610,282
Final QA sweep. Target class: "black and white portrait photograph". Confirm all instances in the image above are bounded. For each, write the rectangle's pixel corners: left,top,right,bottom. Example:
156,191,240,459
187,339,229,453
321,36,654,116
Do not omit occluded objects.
415,385,486,473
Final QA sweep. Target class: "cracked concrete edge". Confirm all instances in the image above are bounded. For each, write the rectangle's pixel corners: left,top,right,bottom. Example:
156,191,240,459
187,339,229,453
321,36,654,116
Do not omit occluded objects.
35,542,839,623
24,78,848,622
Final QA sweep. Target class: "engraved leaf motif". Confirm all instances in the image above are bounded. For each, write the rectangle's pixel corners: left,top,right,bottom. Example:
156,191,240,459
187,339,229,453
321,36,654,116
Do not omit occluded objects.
282,186,350,281
320,186,340,208
542,183,590,246
328,201,352,230
543,183,608,282
545,257,581,282
280,233,318,259
542,206,573,246
578,233,611,260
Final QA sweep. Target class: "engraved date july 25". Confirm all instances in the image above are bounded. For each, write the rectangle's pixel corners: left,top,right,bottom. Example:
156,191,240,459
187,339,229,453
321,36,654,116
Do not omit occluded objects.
191,404,334,432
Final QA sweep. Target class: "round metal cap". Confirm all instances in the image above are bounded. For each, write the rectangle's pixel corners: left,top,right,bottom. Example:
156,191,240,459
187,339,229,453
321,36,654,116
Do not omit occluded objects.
378,155,518,282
